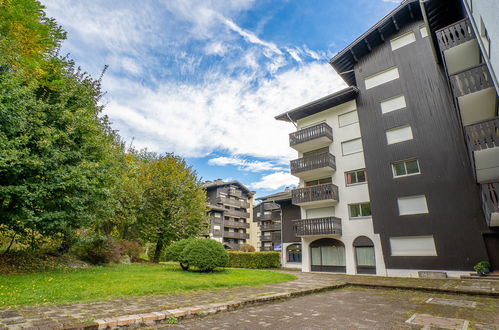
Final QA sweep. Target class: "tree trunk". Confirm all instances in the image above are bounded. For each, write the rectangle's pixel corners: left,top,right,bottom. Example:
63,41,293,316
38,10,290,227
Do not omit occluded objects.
2,234,16,255
153,234,165,263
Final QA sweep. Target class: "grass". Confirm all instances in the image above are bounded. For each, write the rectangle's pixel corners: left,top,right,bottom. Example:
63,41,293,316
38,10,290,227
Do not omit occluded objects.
0,263,295,308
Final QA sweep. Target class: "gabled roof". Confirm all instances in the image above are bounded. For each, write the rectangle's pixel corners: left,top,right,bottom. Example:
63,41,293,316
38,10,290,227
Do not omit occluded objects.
203,180,254,196
329,0,422,86
257,190,292,202
275,86,359,122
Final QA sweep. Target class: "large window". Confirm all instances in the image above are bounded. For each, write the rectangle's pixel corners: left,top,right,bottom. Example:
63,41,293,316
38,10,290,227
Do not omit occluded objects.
386,125,413,144
392,159,420,177
397,195,429,215
349,202,372,218
345,169,367,185
341,138,363,156
338,110,359,127
286,244,302,263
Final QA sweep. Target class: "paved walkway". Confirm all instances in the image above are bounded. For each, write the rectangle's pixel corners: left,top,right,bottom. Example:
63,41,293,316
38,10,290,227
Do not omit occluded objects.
1,270,498,329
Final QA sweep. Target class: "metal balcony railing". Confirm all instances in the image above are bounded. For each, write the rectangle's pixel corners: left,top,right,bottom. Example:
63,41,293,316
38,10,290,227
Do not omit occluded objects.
260,223,281,231
290,152,336,175
435,18,475,51
292,183,339,205
224,231,249,239
225,209,250,218
289,122,333,147
217,196,249,208
223,220,250,229
293,217,342,236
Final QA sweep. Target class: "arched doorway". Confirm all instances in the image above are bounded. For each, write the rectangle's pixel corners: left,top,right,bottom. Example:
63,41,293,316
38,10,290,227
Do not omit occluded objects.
310,238,346,272
286,244,302,263
353,236,376,274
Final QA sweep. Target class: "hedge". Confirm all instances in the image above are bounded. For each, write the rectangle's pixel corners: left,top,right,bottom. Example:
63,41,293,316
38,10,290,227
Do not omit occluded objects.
228,251,281,269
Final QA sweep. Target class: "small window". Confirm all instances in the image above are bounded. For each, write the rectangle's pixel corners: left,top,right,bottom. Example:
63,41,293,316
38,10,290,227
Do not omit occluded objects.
392,159,420,177
213,225,221,230
390,32,416,51
364,67,399,90
214,213,221,218
386,125,413,145
338,110,359,127
397,195,429,215
349,202,372,218
342,138,363,155
380,95,406,114
345,169,367,185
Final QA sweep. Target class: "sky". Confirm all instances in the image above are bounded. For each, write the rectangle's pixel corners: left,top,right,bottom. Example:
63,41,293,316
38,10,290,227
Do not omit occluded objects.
42,0,401,198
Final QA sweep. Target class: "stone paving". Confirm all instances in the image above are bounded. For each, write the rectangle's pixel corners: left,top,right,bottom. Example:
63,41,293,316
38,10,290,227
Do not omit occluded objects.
156,287,499,330
1,270,499,329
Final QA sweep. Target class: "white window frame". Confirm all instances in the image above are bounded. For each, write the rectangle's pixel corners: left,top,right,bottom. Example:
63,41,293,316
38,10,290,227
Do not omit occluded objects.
391,159,421,178
345,169,367,186
348,202,372,219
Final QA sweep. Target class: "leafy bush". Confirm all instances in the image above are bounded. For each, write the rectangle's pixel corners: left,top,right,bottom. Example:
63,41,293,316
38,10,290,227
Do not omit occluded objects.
117,240,144,262
180,239,228,272
228,251,281,269
237,243,256,252
165,238,194,270
473,260,491,275
72,234,121,265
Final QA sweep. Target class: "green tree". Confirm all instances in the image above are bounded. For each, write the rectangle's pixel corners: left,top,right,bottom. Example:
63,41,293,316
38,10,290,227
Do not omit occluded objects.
136,154,207,262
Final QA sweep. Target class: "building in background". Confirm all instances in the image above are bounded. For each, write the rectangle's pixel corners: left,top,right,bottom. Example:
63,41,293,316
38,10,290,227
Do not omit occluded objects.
275,0,498,277
204,180,255,250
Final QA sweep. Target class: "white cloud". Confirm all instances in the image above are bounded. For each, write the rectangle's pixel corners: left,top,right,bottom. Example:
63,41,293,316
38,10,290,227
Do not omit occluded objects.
248,172,298,190
208,157,286,172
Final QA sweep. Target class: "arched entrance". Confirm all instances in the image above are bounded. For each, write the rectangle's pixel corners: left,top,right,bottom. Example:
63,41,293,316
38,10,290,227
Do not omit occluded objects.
286,244,302,263
310,238,346,272
353,236,376,274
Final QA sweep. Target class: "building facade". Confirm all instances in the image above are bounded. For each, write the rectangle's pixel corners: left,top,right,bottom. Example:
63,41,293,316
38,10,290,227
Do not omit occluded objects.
276,0,498,277
204,180,254,249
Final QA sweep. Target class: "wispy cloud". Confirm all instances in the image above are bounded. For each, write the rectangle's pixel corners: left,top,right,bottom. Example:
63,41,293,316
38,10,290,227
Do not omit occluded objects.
248,172,298,190
208,157,286,172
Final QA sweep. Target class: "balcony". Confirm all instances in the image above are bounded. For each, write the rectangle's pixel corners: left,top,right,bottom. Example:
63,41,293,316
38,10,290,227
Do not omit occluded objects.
260,222,281,231
293,217,342,236
289,122,333,152
260,246,275,252
450,64,497,126
465,117,499,183
260,232,281,243
227,188,242,197
225,209,250,218
263,202,280,211
291,183,339,207
217,196,249,208
224,219,250,229
224,231,249,240
481,183,499,227
436,19,480,75
290,152,336,180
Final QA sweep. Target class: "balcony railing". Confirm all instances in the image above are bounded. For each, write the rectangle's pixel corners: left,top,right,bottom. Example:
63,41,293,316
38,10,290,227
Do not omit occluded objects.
224,231,249,239
260,246,275,252
224,220,250,229
260,232,281,242
217,196,249,208
227,188,242,197
449,64,494,98
292,183,339,205
481,182,499,227
263,202,280,211
435,18,474,51
289,122,333,147
225,209,250,218
293,217,342,236
290,152,336,175
260,223,281,231
465,117,499,153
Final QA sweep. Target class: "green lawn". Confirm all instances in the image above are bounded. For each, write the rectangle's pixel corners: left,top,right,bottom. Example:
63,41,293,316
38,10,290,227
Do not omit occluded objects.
0,263,295,308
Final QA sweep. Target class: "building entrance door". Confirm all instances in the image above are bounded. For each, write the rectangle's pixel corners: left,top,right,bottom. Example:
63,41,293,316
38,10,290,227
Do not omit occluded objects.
484,234,499,271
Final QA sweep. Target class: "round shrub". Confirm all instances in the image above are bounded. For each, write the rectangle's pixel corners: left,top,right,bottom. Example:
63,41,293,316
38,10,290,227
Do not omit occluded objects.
165,238,194,270
180,239,228,272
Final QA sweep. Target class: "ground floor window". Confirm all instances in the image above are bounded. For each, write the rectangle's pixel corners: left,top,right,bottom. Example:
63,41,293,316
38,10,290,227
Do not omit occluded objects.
353,236,376,274
287,244,302,262
310,238,346,273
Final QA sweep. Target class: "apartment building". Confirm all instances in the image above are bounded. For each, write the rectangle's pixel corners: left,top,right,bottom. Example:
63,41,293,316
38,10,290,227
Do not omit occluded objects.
276,0,498,277
204,180,255,249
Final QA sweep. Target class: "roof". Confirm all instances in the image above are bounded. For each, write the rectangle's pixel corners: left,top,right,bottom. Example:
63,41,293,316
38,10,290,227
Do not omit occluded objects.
203,180,254,196
257,190,292,202
275,86,359,122
329,0,422,86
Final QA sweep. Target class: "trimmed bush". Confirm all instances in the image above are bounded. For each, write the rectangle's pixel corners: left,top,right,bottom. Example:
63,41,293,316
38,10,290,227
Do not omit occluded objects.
180,239,228,272
228,251,280,269
164,238,194,270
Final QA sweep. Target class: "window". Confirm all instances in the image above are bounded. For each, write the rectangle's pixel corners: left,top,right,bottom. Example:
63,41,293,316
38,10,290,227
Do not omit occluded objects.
213,225,221,230
349,202,372,218
364,67,399,90
342,138,363,155
380,95,406,114
390,236,437,256
420,25,428,38
305,177,332,187
392,159,420,177
386,125,413,145
286,244,302,262
214,213,221,218
390,32,416,51
397,195,429,215
338,110,359,127
345,169,367,185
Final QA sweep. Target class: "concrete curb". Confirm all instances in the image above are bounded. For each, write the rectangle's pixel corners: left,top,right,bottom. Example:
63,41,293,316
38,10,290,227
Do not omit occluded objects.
64,283,347,329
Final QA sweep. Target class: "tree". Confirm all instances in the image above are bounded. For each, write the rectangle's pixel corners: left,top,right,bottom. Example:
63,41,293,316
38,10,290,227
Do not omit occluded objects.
135,154,207,262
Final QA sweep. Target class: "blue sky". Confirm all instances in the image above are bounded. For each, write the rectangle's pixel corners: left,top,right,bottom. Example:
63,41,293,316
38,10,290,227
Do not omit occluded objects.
43,0,400,197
